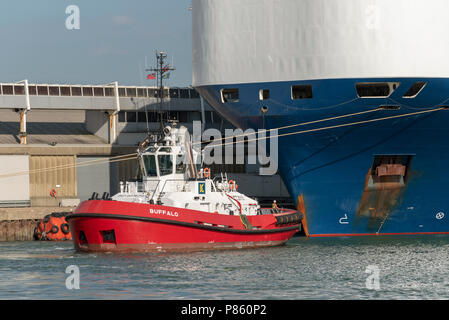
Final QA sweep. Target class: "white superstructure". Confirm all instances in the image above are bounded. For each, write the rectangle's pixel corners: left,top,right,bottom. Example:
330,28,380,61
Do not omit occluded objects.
112,124,262,216
192,0,449,86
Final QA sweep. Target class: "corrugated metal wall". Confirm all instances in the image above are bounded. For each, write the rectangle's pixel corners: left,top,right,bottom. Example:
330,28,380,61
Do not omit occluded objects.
29,156,77,206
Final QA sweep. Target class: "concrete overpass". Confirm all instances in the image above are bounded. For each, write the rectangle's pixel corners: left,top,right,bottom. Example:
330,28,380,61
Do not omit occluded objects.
0,80,213,144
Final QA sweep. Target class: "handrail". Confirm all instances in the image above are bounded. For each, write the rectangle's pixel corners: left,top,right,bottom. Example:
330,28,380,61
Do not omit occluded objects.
225,193,242,214
149,180,162,203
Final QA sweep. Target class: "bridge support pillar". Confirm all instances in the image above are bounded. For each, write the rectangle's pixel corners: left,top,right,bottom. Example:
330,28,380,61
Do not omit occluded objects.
19,110,28,145
108,111,118,144
107,81,120,145
16,79,31,145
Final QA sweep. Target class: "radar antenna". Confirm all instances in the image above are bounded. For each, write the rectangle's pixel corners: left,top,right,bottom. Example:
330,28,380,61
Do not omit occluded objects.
145,51,176,132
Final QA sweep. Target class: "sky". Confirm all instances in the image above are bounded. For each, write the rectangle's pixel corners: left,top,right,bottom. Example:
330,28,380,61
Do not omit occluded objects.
0,0,193,87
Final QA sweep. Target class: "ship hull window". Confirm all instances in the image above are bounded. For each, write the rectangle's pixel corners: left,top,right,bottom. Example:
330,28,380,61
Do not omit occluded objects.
291,85,313,99
259,89,270,100
221,88,239,103
356,82,399,98
403,82,426,98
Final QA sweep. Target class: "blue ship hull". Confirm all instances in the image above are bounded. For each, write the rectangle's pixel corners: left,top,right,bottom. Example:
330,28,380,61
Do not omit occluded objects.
196,77,449,236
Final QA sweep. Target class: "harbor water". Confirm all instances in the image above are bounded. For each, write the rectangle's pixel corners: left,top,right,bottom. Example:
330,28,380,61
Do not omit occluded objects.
1,235,449,300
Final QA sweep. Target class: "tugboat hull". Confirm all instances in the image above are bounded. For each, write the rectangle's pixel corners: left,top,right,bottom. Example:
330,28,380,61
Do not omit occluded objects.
66,200,300,252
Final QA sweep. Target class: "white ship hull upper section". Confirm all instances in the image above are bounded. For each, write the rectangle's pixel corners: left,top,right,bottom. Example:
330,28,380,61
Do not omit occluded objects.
192,0,449,86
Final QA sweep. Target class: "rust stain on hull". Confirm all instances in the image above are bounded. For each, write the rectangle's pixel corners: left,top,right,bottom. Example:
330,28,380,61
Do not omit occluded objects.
355,168,407,231
297,194,309,236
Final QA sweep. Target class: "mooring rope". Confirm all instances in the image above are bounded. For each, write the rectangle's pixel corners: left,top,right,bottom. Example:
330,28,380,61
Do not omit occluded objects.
0,107,444,179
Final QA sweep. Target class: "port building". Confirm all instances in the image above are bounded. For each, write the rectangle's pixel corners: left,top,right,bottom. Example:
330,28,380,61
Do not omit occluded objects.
0,81,291,208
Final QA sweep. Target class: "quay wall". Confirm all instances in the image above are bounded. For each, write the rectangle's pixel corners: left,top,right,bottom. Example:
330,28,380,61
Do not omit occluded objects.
0,207,74,241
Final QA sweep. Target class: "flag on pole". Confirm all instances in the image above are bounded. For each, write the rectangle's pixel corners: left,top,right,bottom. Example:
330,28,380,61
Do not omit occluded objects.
146,73,156,80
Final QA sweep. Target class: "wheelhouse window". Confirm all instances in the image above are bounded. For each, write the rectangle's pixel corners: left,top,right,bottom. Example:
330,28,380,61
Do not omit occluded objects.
356,82,399,98
158,154,173,176
291,85,313,99
142,155,157,176
403,82,426,98
221,88,239,103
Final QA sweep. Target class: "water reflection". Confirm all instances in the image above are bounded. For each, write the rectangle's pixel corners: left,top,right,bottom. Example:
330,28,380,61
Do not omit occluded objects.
1,236,449,299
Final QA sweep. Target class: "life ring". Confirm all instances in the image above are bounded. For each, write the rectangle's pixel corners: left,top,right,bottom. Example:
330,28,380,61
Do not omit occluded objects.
228,180,236,190
60,223,70,235
203,167,210,178
50,189,57,198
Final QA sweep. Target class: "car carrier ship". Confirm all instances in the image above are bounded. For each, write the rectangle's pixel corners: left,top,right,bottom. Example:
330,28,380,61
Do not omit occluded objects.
191,0,449,236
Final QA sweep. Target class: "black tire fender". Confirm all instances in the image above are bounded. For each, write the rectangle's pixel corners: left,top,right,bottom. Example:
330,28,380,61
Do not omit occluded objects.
51,225,59,234
60,223,70,235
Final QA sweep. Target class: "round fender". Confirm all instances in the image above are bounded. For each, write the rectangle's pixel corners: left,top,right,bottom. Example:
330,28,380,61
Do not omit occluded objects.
50,225,59,234
60,223,70,235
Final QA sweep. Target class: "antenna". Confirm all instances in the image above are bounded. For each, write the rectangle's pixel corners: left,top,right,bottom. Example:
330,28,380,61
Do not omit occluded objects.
145,51,176,132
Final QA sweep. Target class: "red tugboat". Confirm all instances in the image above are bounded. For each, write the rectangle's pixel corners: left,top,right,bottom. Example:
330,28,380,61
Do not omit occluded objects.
66,124,301,252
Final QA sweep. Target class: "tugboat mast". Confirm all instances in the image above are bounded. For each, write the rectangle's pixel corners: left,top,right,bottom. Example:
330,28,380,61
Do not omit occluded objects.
146,51,176,132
